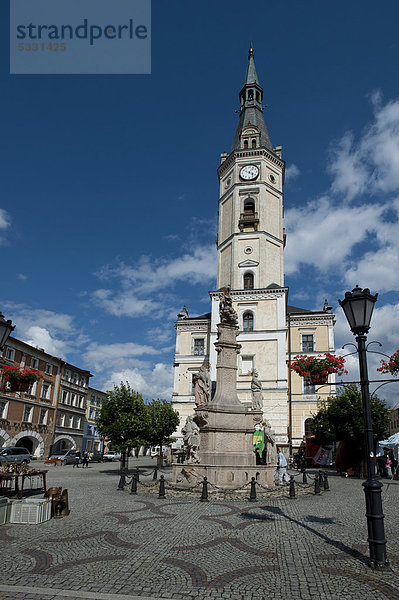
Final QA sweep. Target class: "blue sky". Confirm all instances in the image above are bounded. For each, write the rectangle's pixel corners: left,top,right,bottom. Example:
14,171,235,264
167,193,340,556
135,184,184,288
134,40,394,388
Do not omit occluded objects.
1,1,398,403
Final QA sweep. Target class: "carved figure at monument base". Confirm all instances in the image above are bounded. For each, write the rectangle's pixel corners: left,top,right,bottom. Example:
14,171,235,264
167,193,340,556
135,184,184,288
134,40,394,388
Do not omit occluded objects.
251,370,263,410
181,416,201,464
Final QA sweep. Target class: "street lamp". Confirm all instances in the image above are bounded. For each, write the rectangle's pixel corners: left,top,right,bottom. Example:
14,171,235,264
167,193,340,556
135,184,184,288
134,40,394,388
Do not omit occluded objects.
339,285,388,568
0,311,15,352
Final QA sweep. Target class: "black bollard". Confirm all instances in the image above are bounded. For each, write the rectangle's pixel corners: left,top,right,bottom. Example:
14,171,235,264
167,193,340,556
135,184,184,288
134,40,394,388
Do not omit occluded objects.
130,474,137,495
158,475,166,498
249,477,257,502
153,467,158,481
323,472,330,491
117,473,126,490
135,467,140,483
289,475,296,499
200,477,209,502
302,467,307,484
314,473,321,495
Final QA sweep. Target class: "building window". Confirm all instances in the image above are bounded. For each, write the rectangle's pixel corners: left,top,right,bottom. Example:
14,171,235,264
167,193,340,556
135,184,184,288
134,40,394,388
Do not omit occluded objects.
244,272,254,290
65,369,71,381
193,338,205,356
70,393,77,407
45,363,53,375
79,396,84,408
68,415,74,428
76,417,82,429
5,347,15,361
0,401,8,419
23,405,33,423
80,377,86,387
39,408,48,425
30,357,39,369
241,355,254,375
302,335,314,353
243,311,254,332
303,378,315,395
252,139,256,148
89,407,95,420
243,199,255,215
73,372,78,384
304,418,313,436
41,382,50,400
96,396,101,406
90,394,95,404
62,390,69,404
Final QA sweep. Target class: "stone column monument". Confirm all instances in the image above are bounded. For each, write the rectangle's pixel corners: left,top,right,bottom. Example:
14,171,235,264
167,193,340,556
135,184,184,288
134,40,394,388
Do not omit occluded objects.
173,289,274,489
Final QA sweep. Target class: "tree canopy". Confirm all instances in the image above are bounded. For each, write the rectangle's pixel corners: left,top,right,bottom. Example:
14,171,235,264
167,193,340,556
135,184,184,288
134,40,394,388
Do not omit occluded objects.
146,398,180,448
96,382,149,452
310,384,389,448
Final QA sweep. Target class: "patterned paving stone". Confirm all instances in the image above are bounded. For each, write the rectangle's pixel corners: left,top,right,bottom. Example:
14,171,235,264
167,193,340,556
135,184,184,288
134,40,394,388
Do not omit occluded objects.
0,459,398,599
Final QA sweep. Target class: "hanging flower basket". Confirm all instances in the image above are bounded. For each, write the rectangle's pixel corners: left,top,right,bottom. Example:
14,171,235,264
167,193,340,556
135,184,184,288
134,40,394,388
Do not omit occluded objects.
1,366,42,391
288,353,348,385
9,379,30,392
377,350,399,377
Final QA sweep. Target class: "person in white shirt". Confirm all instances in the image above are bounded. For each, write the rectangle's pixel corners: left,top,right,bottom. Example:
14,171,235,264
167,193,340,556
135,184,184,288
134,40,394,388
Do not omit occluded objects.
277,448,290,485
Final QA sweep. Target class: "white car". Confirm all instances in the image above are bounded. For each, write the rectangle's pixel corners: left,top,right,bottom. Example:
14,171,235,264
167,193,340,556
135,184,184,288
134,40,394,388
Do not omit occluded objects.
102,451,121,462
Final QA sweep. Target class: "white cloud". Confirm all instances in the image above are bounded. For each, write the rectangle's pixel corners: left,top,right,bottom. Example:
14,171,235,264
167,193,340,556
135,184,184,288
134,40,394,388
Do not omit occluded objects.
83,341,160,372
0,209,11,245
285,164,300,182
329,96,399,199
24,326,69,357
93,245,217,318
284,198,386,275
17,274,28,281
105,362,174,399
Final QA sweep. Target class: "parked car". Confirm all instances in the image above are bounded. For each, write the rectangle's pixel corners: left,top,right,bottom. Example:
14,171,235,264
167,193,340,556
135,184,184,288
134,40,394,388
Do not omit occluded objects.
102,450,121,462
0,446,31,466
88,451,103,463
49,449,80,465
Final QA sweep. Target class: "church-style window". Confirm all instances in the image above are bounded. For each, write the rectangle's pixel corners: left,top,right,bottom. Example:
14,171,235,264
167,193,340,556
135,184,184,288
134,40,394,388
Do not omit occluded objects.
193,338,205,356
248,89,254,101
244,272,254,290
256,91,260,102
243,311,254,332
252,139,256,148
244,140,249,149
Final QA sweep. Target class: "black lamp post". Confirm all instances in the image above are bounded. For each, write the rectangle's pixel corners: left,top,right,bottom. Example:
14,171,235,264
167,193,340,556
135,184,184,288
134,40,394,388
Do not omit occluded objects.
0,311,15,353
339,285,388,568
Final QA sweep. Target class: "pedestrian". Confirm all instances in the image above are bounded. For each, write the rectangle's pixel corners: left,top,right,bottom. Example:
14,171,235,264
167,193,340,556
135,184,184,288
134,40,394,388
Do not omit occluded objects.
389,450,397,478
73,450,81,468
82,452,89,468
277,447,290,485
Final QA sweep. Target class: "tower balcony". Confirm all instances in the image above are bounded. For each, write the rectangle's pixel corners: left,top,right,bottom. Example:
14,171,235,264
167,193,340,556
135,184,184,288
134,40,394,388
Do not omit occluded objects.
238,211,259,232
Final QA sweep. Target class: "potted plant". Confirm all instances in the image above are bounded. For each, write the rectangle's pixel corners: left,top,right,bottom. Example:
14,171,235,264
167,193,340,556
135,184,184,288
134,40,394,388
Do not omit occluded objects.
0,366,42,392
377,350,399,377
288,353,348,385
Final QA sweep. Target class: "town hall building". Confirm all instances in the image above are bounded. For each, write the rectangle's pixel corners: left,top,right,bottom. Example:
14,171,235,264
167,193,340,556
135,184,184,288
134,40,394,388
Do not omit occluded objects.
171,48,336,452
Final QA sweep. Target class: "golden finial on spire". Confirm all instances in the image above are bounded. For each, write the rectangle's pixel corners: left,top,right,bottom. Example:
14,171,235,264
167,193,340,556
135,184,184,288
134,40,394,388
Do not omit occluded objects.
248,42,254,57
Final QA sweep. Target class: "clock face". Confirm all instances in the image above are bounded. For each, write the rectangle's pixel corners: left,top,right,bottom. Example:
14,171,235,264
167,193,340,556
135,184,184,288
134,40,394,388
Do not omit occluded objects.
240,164,259,181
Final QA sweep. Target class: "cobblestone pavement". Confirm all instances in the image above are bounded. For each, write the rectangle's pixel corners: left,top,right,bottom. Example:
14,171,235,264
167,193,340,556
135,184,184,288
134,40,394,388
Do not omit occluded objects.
0,458,398,600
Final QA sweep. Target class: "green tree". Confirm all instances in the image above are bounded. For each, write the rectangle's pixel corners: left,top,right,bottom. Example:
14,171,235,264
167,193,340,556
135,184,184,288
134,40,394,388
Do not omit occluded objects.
311,384,389,448
146,398,179,466
96,383,148,467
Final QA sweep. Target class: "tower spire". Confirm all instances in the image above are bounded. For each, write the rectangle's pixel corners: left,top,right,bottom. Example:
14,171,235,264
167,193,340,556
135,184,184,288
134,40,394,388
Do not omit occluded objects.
231,47,272,152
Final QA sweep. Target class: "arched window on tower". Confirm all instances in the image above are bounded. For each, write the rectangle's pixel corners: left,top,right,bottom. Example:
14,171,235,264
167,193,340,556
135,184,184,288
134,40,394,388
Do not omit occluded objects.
244,199,255,215
244,139,249,149
248,89,254,101
243,311,254,332
244,272,254,290
252,139,256,148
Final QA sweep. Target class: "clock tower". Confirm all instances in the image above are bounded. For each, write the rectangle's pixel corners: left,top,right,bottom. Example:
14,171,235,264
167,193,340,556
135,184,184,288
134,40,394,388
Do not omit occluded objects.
207,47,288,442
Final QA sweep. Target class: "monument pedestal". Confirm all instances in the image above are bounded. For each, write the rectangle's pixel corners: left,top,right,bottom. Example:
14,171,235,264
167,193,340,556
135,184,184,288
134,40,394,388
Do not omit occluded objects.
172,291,275,490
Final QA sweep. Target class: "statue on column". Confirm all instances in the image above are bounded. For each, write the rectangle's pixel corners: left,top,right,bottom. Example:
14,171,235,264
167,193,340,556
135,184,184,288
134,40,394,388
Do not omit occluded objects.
193,361,210,407
219,287,238,326
251,370,263,410
181,416,200,464
264,420,277,465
